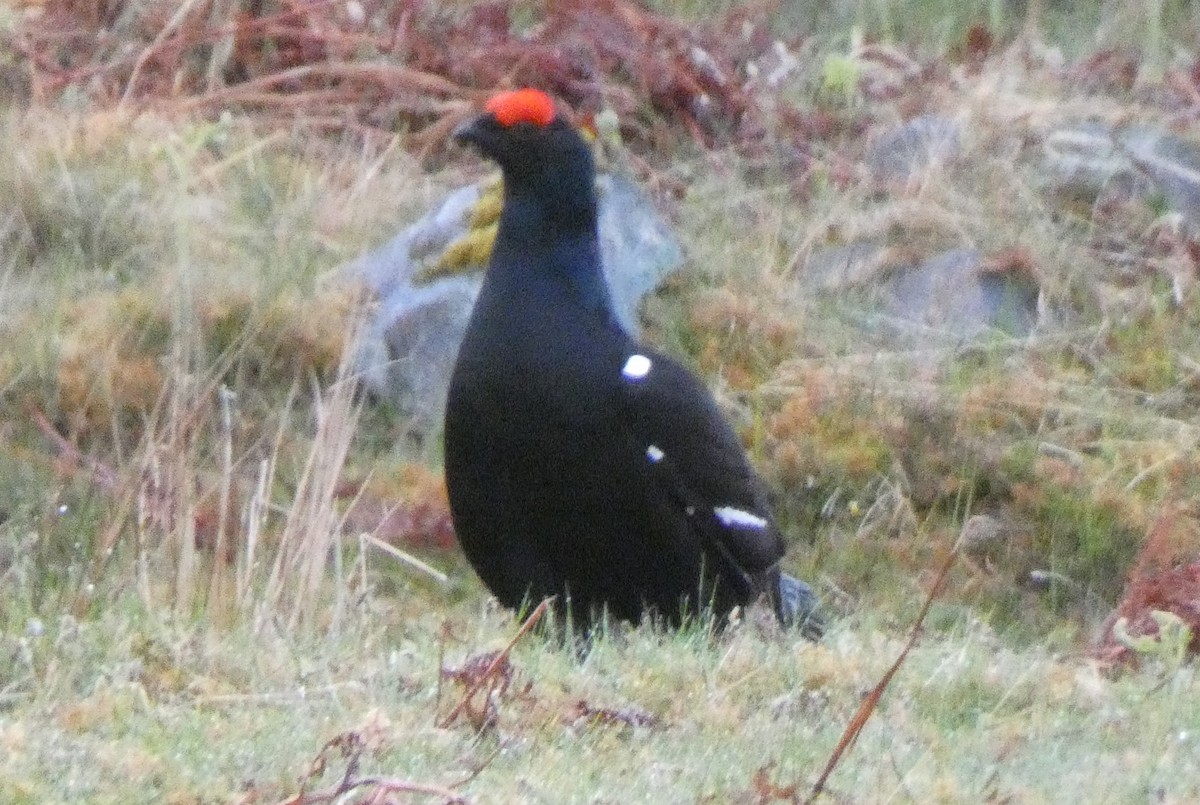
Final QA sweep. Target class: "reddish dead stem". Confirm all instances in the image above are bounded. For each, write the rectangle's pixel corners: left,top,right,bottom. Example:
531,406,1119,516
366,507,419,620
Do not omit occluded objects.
282,729,467,805
566,699,661,730
437,598,550,731
802,545,958,805
9,0,787,155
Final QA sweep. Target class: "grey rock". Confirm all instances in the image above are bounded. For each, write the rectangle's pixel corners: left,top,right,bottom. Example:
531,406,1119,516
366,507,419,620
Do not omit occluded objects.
801,244,1039,342
1043,123,1200,224
350,174,682,430
885,248,1038,339
802,239,889,292
868,115,962,180
1125,130,1200,224
359,275,481,427
354,183,483,299
594,175,684,333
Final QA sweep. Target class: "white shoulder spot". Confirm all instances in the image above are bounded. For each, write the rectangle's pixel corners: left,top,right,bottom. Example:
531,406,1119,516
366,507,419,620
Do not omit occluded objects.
714,505,769,530
646,445,665,463
622,354,652,381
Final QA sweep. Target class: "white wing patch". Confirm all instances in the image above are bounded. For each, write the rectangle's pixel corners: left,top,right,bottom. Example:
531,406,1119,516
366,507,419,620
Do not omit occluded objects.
714,505,769,530
622,354,652,380
646,445,665,463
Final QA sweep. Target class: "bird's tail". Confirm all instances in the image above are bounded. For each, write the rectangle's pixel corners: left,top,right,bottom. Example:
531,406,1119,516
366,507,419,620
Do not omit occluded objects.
775,572,826,640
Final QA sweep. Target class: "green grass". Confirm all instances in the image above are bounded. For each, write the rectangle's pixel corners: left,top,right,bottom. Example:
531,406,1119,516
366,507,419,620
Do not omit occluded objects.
2,602,1198,802
651,0,1200,61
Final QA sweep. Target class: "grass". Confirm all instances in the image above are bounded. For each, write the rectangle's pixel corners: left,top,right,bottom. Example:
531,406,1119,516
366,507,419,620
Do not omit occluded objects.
3,0,1200,800
2,603,1198,802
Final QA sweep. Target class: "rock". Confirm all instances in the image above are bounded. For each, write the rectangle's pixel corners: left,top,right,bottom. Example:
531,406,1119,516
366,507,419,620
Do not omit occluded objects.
594,175,684,333
350,174,682,431
1043,123,1200,224
802,239,890,292
801,245,1040,342
867,115,962,180
358,275,480,426
885,248,1038,339
354,183,483,298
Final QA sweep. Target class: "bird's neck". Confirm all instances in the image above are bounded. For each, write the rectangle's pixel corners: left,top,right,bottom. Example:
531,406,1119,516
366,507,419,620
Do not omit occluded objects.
491,188,615,321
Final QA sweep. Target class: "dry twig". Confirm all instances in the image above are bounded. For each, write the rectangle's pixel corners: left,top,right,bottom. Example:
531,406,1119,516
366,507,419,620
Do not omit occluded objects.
801,544,958,804
437,597,551,730
279,730,468,805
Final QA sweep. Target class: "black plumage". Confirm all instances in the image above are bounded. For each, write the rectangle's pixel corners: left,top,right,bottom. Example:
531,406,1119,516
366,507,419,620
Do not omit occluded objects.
444,89,820,634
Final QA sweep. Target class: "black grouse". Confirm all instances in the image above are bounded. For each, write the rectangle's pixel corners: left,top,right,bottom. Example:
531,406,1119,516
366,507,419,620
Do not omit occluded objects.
445,88,820,635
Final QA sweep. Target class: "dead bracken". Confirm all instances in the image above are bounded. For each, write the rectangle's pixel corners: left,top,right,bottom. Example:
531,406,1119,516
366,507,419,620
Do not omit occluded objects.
12,0,792,156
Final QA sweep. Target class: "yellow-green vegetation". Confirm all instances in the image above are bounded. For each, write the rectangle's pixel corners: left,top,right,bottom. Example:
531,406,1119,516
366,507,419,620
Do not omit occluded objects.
1,603,1198,803
4,1,1200,801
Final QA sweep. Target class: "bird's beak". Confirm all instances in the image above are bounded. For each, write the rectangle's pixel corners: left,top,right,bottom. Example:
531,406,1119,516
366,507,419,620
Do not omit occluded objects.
453,114,491,150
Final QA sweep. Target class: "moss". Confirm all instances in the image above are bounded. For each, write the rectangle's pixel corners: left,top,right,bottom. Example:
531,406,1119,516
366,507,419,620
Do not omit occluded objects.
1107,321,1179,394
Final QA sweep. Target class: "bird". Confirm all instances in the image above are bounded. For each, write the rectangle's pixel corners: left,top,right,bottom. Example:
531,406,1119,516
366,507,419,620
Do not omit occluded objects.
444,88,821,637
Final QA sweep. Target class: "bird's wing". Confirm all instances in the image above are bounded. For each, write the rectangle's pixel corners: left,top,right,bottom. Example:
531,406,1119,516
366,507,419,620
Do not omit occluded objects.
615,349,785,578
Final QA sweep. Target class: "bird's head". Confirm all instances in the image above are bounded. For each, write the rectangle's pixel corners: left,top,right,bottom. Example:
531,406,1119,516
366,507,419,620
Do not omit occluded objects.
454,89,596,203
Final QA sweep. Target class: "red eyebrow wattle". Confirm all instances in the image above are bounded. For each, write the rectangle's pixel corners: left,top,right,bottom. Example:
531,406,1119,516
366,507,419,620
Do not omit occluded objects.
484,88,557,128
